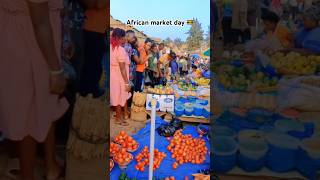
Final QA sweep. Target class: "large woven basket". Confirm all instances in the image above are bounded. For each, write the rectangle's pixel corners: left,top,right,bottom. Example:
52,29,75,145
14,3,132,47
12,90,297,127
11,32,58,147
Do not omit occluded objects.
67,93,108,160
130,92,147,122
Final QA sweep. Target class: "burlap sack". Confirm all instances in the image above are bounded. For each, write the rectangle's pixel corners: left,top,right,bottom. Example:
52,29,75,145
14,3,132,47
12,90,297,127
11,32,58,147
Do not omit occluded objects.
67,94,108,160
131,92,147,122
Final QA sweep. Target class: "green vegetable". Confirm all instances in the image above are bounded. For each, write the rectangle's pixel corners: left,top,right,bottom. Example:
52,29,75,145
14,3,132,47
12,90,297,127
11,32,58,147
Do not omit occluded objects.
119,172,126,180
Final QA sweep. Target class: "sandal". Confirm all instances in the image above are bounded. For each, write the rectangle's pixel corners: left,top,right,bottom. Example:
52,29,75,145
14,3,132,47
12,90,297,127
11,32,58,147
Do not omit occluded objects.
4,158,20,180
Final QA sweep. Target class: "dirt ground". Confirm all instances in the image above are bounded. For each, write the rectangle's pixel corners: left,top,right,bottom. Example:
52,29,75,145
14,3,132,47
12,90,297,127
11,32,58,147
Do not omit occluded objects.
0,146,65,180
109,110,147,139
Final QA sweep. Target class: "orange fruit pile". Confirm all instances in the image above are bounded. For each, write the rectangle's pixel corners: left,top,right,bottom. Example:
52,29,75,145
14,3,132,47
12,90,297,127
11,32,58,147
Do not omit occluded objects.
113,148,133,166
167,130,207,169
114,131,139,152
134,146,166,172
110,142,120,156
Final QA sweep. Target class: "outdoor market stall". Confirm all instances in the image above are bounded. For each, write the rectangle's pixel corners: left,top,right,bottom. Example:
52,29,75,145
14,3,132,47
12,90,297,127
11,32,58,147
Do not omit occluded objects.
109,116,210,180
212,49,320,180
110,67,211,179
145,76,210,124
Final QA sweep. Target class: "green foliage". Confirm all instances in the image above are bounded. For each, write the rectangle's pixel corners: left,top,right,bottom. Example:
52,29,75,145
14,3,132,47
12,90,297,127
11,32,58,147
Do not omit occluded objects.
186,18,204,51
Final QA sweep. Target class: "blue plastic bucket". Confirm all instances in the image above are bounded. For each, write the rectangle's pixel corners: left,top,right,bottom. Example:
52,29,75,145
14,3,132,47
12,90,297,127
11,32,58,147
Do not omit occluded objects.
238,139,268,171
266,133,300,172
174,104,184,117
203,107,210,118
178,97,187,104
196,99,208,106
274,119,305,133
301,138,320,167
212,136,238,173
274,119,311,139
297,138,320,180
247,108,273,124
238,130,265,142
184,103,194,116
213,126,236,139
194,103,203,116
188,96,197,102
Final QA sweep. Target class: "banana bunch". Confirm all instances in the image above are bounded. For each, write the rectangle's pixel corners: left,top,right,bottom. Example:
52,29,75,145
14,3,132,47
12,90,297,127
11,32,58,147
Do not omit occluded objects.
194,78,210,86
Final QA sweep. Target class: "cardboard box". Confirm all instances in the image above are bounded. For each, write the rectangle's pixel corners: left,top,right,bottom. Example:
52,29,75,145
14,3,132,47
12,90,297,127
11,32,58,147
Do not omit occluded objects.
159,95,175,112
146,94,175,112
146,94,160,111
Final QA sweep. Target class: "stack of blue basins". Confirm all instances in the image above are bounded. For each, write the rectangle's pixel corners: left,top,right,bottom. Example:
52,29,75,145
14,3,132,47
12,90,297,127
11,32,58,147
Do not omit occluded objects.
266,133,300,172
212,136,238,173
212,126,238,173
237,130,268,171
297,138,320,180
184,103,194,116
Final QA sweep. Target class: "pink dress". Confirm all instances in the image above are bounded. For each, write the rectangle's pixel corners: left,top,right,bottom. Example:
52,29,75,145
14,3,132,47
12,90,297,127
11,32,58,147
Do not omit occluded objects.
110,46,131,107
0,0,69,142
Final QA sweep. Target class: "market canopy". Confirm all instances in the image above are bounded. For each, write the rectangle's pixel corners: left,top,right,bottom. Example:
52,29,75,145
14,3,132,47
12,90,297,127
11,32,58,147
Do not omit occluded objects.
190,54,200,58
203,48,210,57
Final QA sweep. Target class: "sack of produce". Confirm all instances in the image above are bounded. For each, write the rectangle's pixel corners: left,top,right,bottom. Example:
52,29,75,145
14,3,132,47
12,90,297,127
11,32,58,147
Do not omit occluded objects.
278,76,320,111
67,94,108,160
130,92,147,122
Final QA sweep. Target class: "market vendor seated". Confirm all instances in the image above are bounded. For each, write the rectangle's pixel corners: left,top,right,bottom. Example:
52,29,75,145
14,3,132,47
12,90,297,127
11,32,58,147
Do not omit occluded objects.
294,5,320,54
262,10,293,49
190,65,202,78
246,10,293,52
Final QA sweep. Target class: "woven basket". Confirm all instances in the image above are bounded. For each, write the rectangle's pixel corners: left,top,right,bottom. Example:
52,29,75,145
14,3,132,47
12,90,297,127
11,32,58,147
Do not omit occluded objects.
130,92,147,122
67,94,108,160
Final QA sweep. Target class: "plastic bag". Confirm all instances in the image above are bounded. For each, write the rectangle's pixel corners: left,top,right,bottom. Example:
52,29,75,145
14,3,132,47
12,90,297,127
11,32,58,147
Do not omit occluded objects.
278,76,320,111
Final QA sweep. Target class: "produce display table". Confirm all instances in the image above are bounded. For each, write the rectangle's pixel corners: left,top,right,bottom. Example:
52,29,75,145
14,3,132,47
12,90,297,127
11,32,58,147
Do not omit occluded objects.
110,117,210,180
213,51,320,180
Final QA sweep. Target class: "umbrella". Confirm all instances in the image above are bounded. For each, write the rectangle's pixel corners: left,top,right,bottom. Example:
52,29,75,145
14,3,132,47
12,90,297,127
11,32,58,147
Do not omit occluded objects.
190,54,200,58
203,48,210,57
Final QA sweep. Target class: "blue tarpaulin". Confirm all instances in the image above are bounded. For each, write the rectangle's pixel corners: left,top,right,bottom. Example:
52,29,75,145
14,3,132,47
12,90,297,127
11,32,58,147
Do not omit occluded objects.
110,117,210,180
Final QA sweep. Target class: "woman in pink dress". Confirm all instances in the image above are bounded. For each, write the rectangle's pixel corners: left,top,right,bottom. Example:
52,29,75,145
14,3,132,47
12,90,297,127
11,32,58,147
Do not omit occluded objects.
0,0,68,179
110,28,131,126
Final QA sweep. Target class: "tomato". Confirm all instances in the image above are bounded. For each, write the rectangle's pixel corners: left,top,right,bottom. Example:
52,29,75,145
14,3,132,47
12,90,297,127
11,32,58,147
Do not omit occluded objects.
134,146,166,172
167,130,207,168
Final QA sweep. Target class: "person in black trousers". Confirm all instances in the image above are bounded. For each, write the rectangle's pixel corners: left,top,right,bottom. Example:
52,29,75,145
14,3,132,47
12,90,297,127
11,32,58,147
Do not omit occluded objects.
79,2,107,98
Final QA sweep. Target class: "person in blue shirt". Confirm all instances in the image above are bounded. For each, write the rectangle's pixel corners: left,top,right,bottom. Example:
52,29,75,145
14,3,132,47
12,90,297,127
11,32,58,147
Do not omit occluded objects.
202,65,211,79
294,5,320,54
169,52,179,76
